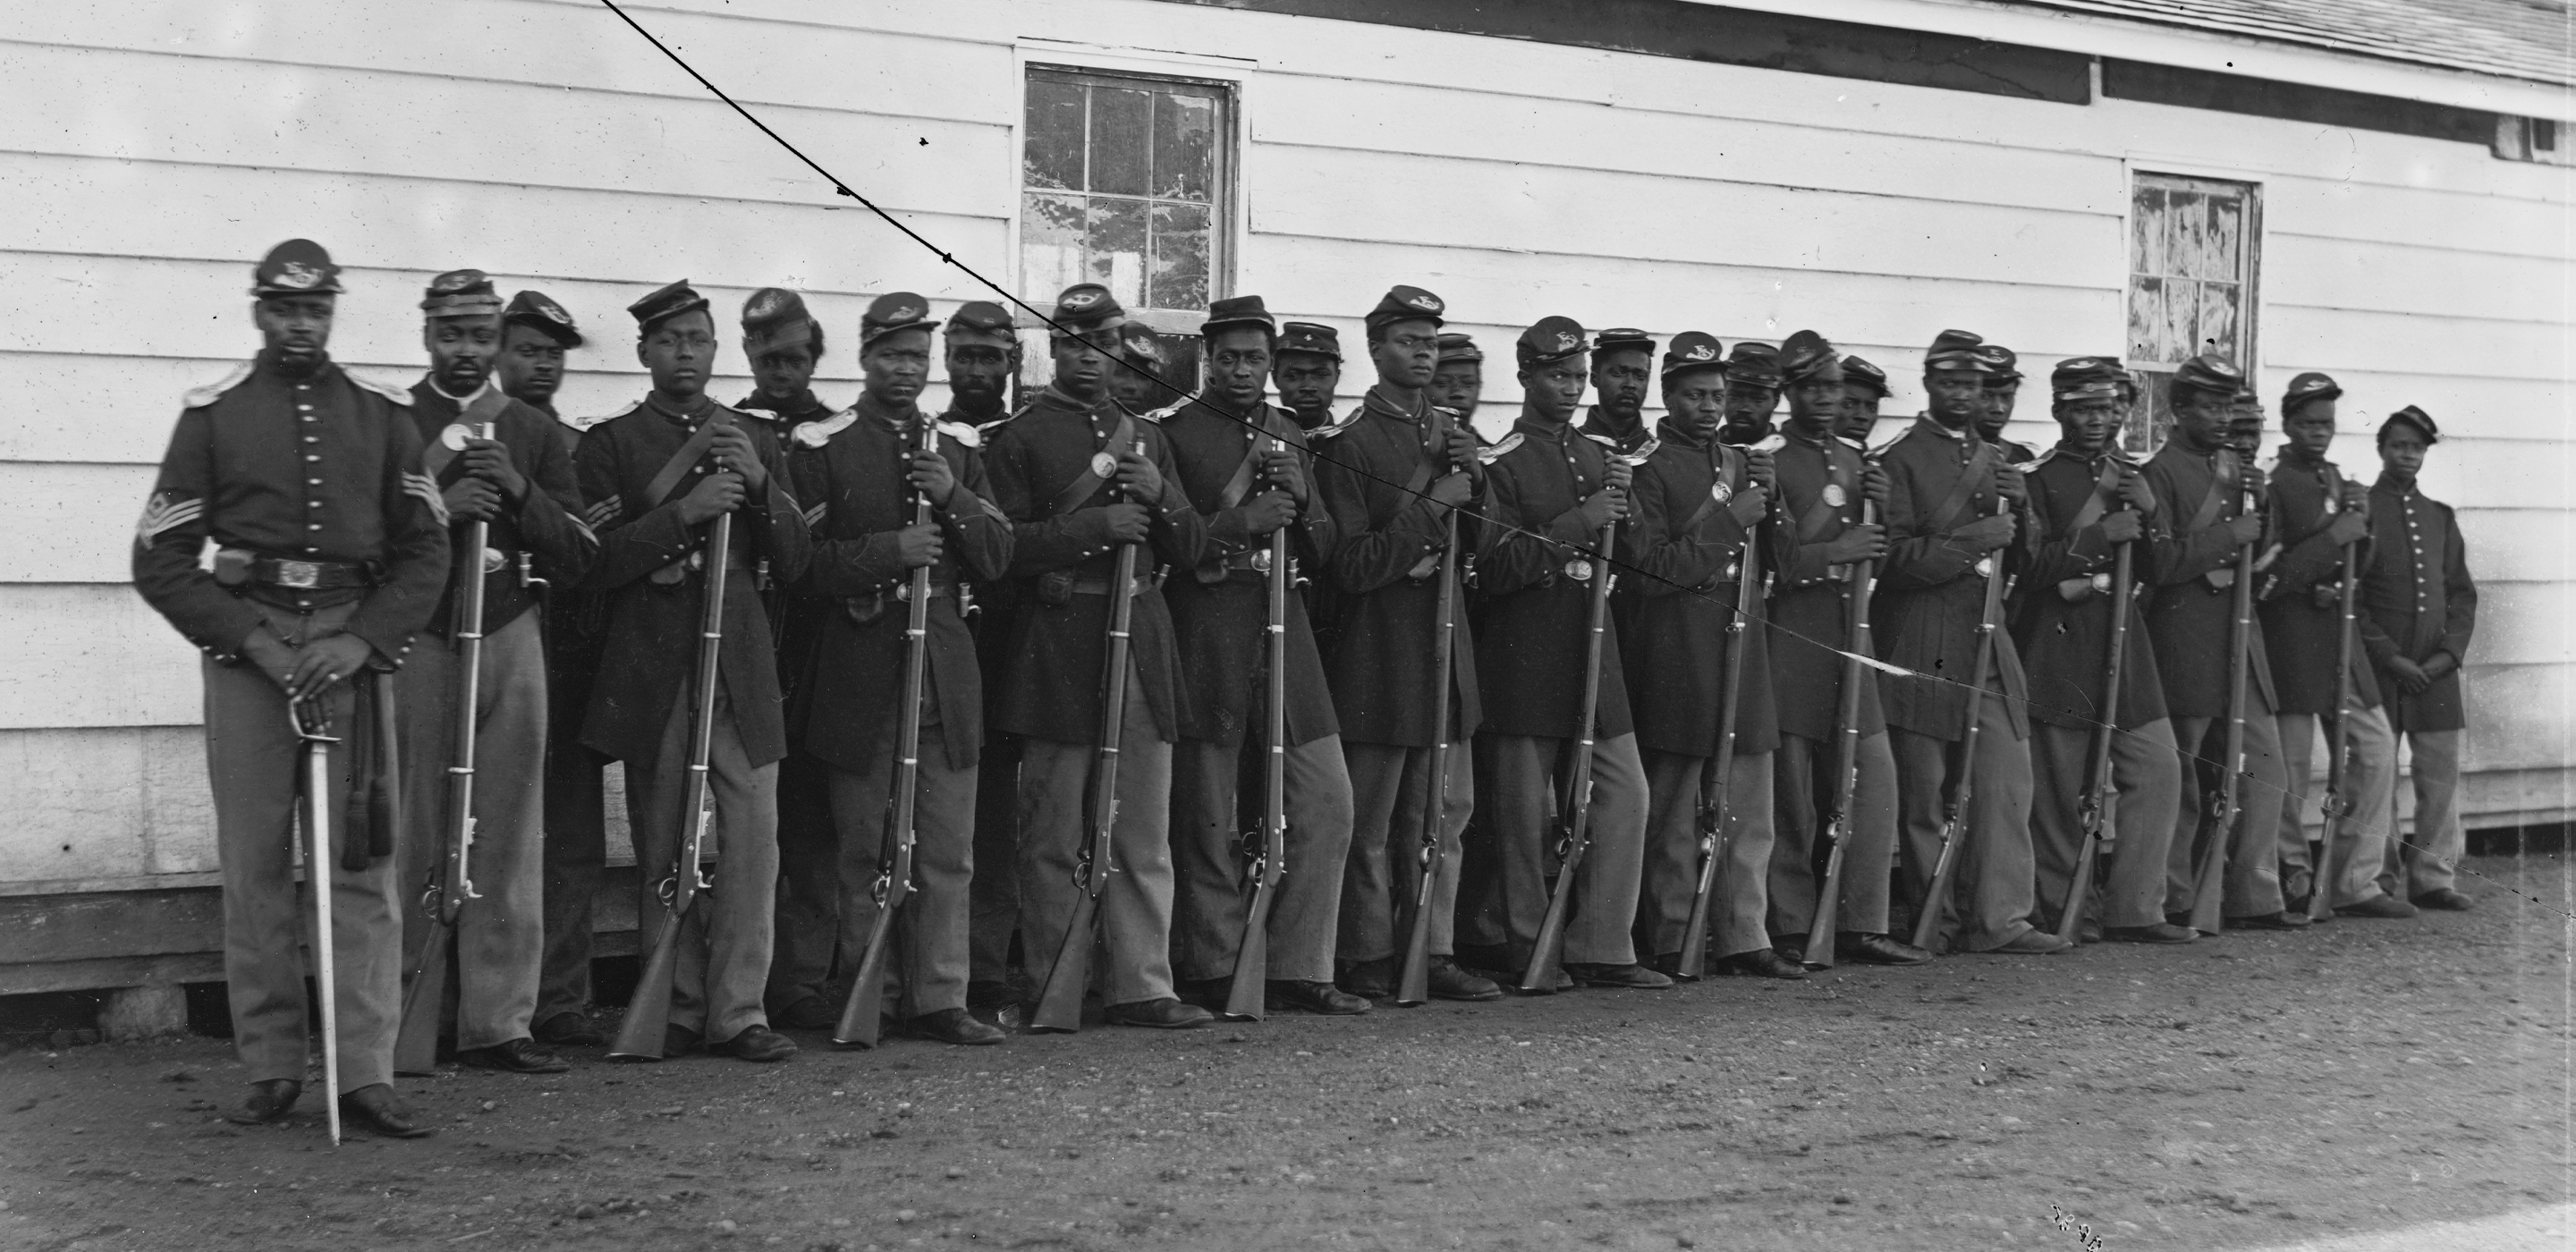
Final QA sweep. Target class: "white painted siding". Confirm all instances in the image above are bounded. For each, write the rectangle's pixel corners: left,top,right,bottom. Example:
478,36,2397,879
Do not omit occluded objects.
3,0,2566,896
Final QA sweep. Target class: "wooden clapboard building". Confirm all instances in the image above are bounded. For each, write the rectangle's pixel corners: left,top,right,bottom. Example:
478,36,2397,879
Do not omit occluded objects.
1,0,2565,1011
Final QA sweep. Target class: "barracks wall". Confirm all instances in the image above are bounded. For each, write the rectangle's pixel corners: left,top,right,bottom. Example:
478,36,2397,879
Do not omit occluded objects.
1,1,2565,929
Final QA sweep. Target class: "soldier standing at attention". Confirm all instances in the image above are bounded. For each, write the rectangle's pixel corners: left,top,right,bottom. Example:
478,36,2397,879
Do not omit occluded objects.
2258,373,2411,918
1761,333,1915,966
1835,355,1892,448
395,271,592,1074
1472,317,1665,990
1273,322,1345,433
134,240,449,1135
1318,286,1500,1003
730,289,848,1032
1719,342,1783,446
1431,333,1486,426
2142,354,2301,932
1873,330,2063,956
982,283,1215,1029
2360,406,2476,911
493,291,620,1048
784,293,1013,1045
1579,327,1658,455
1156,295,1367,1016
1620,332,1801,979
2013,358,2193,943
576,280,814,1060
1971,343,2038,464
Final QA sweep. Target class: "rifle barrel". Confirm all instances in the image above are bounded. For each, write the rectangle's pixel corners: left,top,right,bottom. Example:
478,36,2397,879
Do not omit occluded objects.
1395,418,1463,1007
2055,535,2131,944
1677,456,1761,981
1521,516,1620,993
2307,537,2361,922
1910,495,2010,952
1226,465,1295,1021
1802,498,1878,970
2189,480,2259,935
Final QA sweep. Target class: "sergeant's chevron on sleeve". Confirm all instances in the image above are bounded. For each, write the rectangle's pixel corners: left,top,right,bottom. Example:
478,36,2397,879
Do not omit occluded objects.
584,495,623,529
402,470,451,526
132,492,201,551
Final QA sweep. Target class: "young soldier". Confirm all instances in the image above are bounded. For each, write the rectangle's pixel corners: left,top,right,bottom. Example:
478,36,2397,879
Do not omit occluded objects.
982,283,1215,1030
2360,407,2477,911
2015,358,2193,943
1112,321,1177,413
2142,354,2300,932
1971,343,2038,463
1273,322,1345,432
1431,333,1485,426
1156,295,1366,1015
502,292,617,1048
576,280,813,1061
1762,333,1919,965
395,270,592,1075
1874,330,2064,956
1319,285,1500,1003
134,240,448,1136
1472,317,1665,990
733,289,846,1031
1620,332,1801,978
2259,373,2411,918
784,292,1013,1045
1579,327,1657,455
1720,342,1782,446
1835,355,1892,447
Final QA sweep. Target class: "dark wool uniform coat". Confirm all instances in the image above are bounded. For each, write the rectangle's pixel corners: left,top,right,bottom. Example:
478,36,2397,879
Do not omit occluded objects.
786,395,1012,774
1578,404,1655,457
572,394,813,767
539,404,610,755
1615,420,1781,757
2360,474,2475,732
738,387,843,723
1871,418,2032,741
1314,388,1483,747
980,386,1210,746
2010,445,2168,731
134,353,450,663
1764,429,1885,743
1156,397,1341,748
1473,417,1635,741
2140,441,2278,718
405,378,592,639
2257,448,2384,715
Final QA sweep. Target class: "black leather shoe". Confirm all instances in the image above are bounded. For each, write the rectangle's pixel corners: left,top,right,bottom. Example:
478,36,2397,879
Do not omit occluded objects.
1270,980,1373,1015
1716,949,1809,980
1771,934,1810,965
1984,930,2072,955
1513,967,1576,994
2225,910,2311,931
773,995,837,1031
2411,888,2473,911
902,1008,1006,1046
1426,958,1503,1002
2104,923,2198,944
1176,977,1233,1013
1566,962,1674,989
659,1024,702,1060
1645,952,1684,977
224,1079,301,1125
533,1011,606,1047
710,1025,798,1062
339,1084,435,1138
1337,957,1394,1000
457,1037,570,1075
2336,894,2419,919
1836,933,1934,965
1105,997,1216,1029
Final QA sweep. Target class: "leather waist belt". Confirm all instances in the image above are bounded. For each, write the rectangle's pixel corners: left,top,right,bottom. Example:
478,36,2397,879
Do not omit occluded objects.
215,549,378,590
896,581,958,601
1070,574,1153,596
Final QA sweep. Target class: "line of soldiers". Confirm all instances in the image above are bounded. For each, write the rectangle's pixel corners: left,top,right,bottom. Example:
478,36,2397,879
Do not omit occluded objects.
134,240,2479,1138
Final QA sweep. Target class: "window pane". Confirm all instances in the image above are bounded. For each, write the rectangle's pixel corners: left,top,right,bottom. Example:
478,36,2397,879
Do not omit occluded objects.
1086,196,1148,309
2165,191,2204,281
1154,92,1217,202
1089,86,1152,196
1025,78,1085,192
2126,369,2172,455
2204,195,2242,283
1021,190,1087,302
2164,276,2199,360
1148,201,1210,310
2132,186,2167,278
2128,277,2166,362
2199,282,2240,362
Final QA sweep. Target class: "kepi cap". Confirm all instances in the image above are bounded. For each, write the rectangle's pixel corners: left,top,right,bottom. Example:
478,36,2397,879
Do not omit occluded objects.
742,287,823,356
1277,322,1342,360
1724,342,1782,389
1973,343,2021,384
1118,322,1165,365
1592,327,1657,360
420,268,503,320
2381,404,2439,444
2170,352,2245,399
628,280,712,334
858,291,935,350
2283,371,2341,414
1840,354,1891,400
1200,294,1277,338
252,239,343,298
944,300,1017,349
1048,283,1124,338
1515,316,1588,368
1364,285,1445,333
1924,328,1993,374
1660,331,1724,378
504,290,583,348
2049,356,2126,402
1436,333,1483,366
1778,329,1840,386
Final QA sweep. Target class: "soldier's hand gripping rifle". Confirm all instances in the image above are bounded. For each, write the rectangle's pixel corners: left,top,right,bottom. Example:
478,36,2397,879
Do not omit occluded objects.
1910,495,2013,952
2305,525,2363,923
1032,433,1148,1033
2055,524,2133,945
835,416,939,1045
608,472,736,1059
1522,440,1653,993
2187,470,2262,936
394,415,497,1075
1801,496,1882,970
1675,449,1764,981
1394,410,1465,1006
290,696,344,1145
1224,433,1296,1020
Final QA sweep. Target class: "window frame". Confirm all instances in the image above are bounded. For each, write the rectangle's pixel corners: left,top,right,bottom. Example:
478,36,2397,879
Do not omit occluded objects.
2119,164,2266,453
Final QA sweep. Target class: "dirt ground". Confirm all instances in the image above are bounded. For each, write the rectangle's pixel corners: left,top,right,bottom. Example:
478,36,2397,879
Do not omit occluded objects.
3,851,2569,1252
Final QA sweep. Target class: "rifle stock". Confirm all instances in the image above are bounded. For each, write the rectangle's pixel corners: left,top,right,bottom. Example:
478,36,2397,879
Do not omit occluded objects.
1520,514,1623,994
1802,498,1879,970
1226,479,1295,1020
609,505,733,1059
1676,473,1764,981
1910,496,2011,952
2188,479,2260,935
2305,539,2361,922
2055,537,2132,944
1395,419,1464,1007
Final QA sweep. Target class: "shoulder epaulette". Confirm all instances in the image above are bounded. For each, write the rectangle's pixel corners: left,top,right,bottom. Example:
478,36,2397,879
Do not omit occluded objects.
936,419,981,448
348,372,414,406
1309,405,1365,440
572,399,643,433
1476,432,1524,464
736,407,783,424
1580,429,1622,450
1750,434,1788,453
181,361,256,410
1618,436,1662,464
792,408,859,448
1143,399,1192,426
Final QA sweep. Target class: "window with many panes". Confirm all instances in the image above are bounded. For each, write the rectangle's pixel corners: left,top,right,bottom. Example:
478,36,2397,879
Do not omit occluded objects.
2124,173,2261,452
1021,66,1233,393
